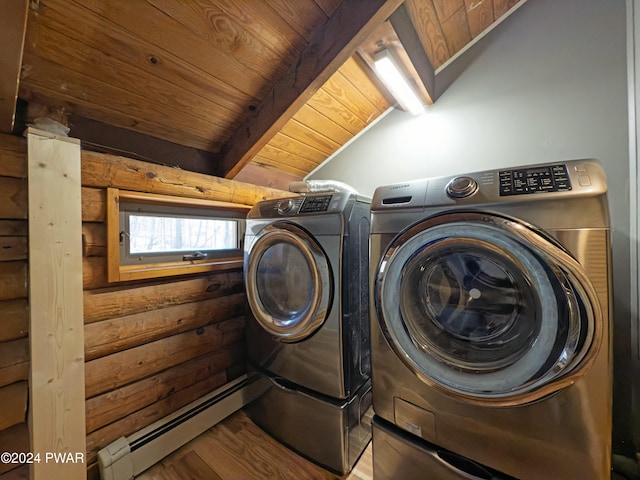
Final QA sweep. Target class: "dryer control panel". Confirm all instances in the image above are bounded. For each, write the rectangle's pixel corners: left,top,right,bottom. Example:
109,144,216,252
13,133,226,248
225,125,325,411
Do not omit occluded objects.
250,192,362,219
299,195,332,213
499,164,571,196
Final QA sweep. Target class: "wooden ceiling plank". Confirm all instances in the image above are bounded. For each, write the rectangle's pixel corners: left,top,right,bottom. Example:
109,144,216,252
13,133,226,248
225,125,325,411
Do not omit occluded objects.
218,0,404,178
252,155,315,180
440,7,473,56
432,0,464,23
20,52,229,147
280,119,341,157
0,0,28,133
306,88,369,136
465,0,495,38
24,19,240,138
323,72,386,123
251,155,309,179
34,1,255,114
268,132,330,164
148,0,305,55
268,0,328,42
257,143,322,172
338,57,392,114
68,0,276,99
292,105,354,146
404,0,450,69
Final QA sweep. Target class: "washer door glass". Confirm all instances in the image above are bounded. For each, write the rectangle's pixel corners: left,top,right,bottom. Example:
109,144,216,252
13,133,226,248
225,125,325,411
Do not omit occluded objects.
376,212,601,404
246,222,331,342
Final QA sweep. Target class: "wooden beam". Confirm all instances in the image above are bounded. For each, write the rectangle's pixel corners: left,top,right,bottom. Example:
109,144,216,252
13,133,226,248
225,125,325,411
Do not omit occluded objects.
69,115,220,176
28,129,86,480
389,4,437,102
0,0,28,133
217,0,404,179
81,149,291,206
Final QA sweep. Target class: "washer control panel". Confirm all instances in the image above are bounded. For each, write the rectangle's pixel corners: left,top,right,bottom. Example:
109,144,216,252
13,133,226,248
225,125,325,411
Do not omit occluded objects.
499,164,571,196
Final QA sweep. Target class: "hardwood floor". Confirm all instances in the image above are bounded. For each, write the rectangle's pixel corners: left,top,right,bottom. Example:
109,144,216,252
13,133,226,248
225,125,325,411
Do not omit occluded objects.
136,410,372,480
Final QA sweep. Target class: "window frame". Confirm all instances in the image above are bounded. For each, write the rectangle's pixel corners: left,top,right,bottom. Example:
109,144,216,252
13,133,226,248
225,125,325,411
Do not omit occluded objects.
106,188,249,282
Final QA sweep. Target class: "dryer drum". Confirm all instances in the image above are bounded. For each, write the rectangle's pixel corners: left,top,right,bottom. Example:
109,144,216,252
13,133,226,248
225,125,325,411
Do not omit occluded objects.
375,211,602,406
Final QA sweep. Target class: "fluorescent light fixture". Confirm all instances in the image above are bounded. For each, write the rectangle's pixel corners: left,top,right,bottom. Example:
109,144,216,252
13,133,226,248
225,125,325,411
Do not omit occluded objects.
373,49,425,115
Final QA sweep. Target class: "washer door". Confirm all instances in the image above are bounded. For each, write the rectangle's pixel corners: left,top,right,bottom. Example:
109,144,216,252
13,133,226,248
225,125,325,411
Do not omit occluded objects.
246,222,332,343
375,211,603,405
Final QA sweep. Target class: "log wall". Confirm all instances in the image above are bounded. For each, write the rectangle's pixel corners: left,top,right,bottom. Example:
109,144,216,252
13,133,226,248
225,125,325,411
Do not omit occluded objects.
80,150,288,480
0,133,290,479
0,134,29,479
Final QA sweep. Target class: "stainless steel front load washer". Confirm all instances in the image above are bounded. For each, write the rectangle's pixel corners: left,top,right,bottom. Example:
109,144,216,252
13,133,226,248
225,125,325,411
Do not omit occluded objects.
369,159,612,479
243,191,371,474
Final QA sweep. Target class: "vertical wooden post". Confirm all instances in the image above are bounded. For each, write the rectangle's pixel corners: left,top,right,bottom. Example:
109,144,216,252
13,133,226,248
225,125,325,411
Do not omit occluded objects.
27,129,86,480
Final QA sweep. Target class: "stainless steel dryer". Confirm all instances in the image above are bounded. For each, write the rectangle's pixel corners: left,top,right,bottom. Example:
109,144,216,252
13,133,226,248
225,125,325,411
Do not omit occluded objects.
369,159,612,479
243,191,372,474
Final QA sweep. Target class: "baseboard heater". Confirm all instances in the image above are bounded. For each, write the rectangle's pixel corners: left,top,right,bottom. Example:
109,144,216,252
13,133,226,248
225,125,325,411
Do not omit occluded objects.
98,374,267,480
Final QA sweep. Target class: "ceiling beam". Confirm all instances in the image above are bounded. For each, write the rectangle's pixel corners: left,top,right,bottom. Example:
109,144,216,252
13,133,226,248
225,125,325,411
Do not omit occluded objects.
389,4,437,103
0,0,29,134
217,0,403,179
68,115,220,176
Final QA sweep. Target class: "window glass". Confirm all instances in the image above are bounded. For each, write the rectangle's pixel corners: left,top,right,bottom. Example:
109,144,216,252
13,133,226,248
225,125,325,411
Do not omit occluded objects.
128,214,238,254
120,201,244,265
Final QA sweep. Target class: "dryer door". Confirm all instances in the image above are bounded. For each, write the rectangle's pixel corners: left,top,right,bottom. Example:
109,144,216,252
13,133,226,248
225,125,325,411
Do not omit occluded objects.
375,211,603,406
246,222,332,342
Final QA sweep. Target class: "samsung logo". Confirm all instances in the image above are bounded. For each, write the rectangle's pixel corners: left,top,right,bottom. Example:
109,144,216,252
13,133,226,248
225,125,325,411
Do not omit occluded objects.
389,184,410,190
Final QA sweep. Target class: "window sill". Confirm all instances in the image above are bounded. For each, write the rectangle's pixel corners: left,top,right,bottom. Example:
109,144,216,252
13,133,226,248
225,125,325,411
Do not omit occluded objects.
114,257,244,282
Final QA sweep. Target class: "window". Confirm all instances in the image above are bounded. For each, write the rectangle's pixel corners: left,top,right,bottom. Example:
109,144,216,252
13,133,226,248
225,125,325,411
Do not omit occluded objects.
107,189,248,282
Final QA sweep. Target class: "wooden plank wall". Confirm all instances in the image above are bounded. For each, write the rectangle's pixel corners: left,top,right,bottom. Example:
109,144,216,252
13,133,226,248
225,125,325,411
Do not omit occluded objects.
0,134,29,479
0,133,290,479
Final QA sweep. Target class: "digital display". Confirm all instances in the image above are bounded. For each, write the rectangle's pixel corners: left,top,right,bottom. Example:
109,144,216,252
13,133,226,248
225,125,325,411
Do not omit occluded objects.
300,195,332,213
499,164,571,196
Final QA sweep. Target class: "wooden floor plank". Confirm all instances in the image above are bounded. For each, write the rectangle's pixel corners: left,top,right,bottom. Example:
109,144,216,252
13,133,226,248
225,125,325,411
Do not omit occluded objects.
166,451,224,480
136,410,372,480
193,413,337,480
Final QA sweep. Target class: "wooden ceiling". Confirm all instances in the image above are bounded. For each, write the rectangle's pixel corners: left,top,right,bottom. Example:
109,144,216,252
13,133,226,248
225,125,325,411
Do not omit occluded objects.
7,0,523,189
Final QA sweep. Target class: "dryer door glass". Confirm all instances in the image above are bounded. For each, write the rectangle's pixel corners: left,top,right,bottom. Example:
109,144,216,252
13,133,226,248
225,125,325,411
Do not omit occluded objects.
256,242,313,321
246,223,332,342
376,212,601,404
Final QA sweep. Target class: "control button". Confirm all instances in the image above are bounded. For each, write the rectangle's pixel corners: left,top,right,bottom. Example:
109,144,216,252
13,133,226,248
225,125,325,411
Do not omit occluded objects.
578,175,591,186
446,176,478,198
574,164,588,173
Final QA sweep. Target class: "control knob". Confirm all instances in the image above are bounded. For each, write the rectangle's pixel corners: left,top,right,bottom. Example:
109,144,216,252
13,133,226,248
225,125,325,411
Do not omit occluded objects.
446,176,478,198
277,199,296,215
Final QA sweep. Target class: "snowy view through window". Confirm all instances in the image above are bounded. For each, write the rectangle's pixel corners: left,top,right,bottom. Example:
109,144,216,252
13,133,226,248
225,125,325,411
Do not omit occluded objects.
129,214,238,254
